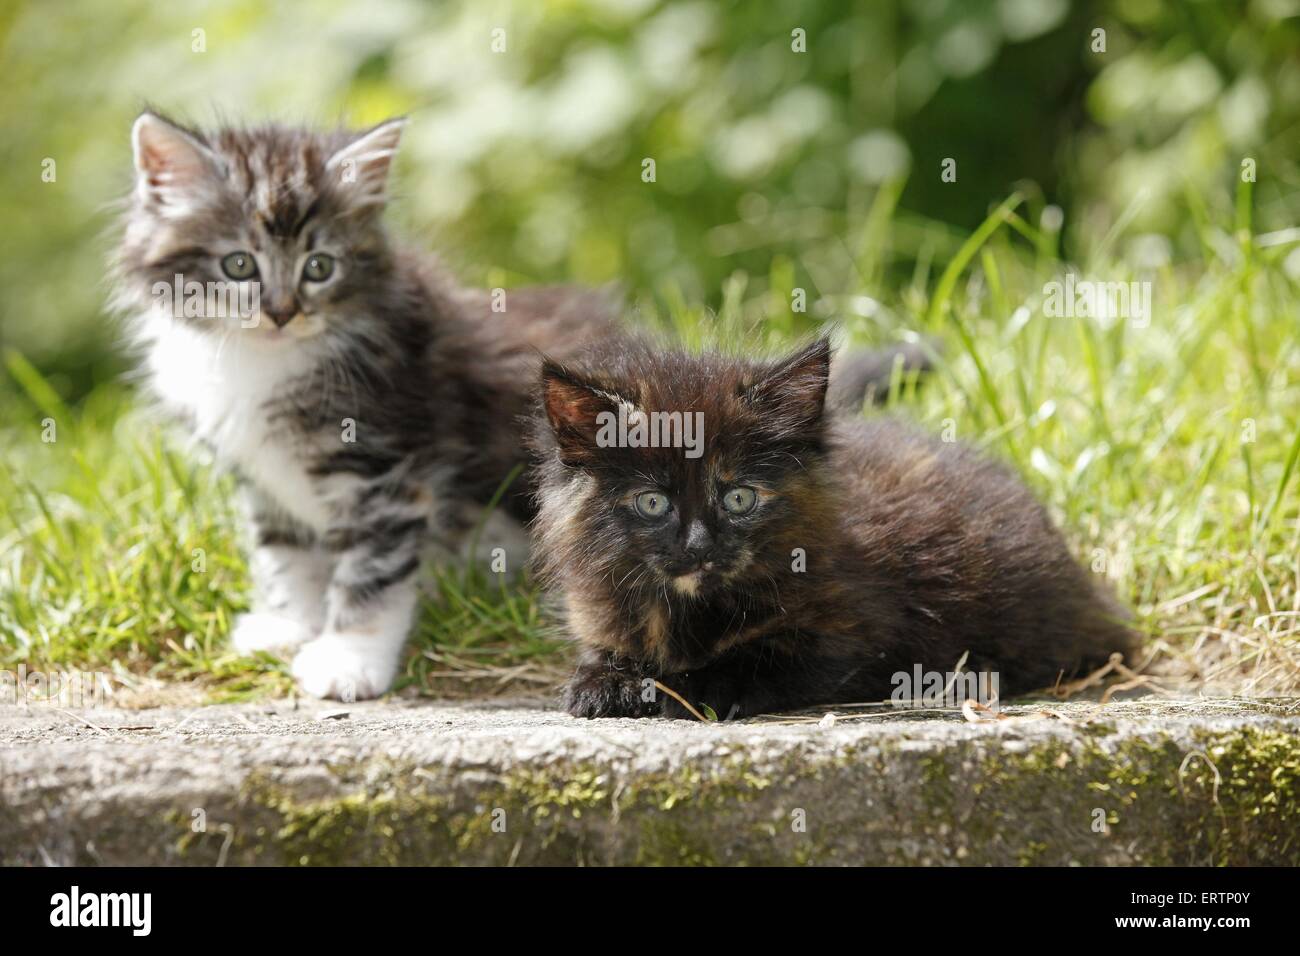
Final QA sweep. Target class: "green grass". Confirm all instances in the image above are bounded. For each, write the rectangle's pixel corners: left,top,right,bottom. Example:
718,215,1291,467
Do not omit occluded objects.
0,361,566,704
2,191,1299,702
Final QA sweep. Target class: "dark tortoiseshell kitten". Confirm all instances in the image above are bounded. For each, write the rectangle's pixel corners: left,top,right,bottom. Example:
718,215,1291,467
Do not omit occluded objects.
533,338,1136,719
115,112,618,700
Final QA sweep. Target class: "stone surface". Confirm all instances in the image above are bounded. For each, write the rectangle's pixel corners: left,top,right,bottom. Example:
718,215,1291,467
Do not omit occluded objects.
1,696,1297,865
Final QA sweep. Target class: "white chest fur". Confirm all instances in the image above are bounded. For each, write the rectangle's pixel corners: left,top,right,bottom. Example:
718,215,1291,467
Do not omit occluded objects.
144,318,335,532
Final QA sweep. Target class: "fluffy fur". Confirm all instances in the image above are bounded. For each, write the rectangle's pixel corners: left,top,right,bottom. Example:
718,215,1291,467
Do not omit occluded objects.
115,112,619,700
531,338,1136,719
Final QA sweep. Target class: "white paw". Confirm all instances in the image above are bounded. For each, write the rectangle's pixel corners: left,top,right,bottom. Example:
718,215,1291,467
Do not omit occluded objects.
231,612,316,654
291,632,401,701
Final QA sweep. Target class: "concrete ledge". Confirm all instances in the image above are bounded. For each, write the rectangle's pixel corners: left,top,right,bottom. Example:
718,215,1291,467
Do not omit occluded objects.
2,697,1297,865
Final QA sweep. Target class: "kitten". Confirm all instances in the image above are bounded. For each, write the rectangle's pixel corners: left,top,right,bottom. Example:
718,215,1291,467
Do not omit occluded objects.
532,338,1136,719
114,112,619,700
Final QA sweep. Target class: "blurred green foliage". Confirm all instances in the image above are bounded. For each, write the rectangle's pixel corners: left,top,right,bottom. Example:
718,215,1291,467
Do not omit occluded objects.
1,0,1298,399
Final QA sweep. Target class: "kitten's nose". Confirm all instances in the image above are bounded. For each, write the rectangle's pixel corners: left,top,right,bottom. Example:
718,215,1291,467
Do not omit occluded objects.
682,519,713,562
264,301,300,328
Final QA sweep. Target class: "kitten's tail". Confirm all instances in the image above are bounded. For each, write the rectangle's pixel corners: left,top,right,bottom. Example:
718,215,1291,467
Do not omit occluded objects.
826,340,936,412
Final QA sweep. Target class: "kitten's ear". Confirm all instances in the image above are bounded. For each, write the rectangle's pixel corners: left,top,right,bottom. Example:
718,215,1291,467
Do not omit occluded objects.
743,338,832,430
325,118,406,207
542,361,627,467
132,112,222,212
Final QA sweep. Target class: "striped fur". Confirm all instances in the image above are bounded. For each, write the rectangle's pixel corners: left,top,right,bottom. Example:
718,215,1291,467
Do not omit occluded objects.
115,112,619,700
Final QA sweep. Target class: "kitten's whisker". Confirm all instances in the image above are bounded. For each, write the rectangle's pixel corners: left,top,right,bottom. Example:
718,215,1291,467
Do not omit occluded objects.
614,566,643,592
761,570,787,616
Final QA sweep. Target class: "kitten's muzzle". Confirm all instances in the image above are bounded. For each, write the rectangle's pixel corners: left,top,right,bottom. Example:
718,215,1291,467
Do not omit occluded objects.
665,556,716,576
264,300,301,328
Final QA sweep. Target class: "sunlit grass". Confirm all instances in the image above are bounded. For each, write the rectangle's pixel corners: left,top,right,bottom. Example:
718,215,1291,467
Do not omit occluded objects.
2,188,1298,701
0,362,566,702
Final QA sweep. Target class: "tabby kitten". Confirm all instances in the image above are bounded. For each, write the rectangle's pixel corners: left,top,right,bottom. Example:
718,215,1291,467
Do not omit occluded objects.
116,112,617,700
533,338,1135,719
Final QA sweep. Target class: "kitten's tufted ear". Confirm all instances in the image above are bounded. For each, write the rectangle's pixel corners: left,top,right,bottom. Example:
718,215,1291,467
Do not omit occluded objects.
132,112,222,213
325,118,406,207
743,338,831,431
542,361,632,468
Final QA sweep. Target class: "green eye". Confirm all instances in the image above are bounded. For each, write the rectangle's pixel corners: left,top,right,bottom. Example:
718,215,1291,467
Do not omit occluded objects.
221,252,258,281
302,253,335,282
722,486,758,515
634,491,671,519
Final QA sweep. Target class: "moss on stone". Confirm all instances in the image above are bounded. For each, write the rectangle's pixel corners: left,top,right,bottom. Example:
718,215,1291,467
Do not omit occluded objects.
17,707,1299,867
908,723,1300,865
215,724,1299,866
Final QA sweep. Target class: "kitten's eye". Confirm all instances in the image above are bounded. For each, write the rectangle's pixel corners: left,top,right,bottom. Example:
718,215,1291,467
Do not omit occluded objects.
722,486,758,516
634,491,671,520
221,252,258,281
302,253,335,282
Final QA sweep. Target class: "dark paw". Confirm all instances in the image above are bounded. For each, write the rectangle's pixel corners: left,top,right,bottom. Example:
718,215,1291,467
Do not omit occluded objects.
657,672,745,721
563,666,661,719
